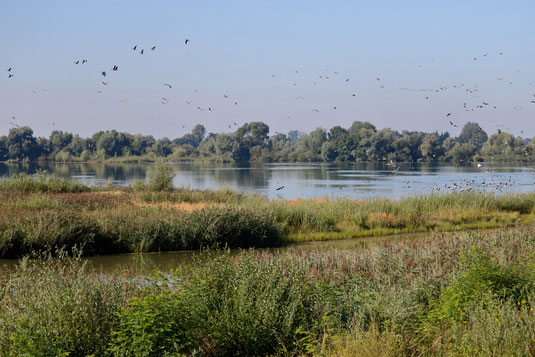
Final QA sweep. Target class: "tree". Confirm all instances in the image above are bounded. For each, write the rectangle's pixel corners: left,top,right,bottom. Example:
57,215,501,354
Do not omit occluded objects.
7,126,40,160
190,124,206,147
458,122,488,149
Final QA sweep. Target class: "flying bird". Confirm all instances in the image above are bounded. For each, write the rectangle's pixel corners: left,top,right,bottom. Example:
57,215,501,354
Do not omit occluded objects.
132,45,137,50
112,65,118,71
185,39,190,44
312,109,320,112
276,186,285,191
151,46,156,51
8,74,13,78
74,60,79,64
118,98,127,103
446,113,452,117
164,83,172,88
102,81,108,85
196,106,203,111
7,67,11,72
140,49,144,54
449,121,457,127
101,71,107,77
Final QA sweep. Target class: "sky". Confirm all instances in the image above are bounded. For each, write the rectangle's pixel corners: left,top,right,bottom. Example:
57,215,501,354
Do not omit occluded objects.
1,0,534,139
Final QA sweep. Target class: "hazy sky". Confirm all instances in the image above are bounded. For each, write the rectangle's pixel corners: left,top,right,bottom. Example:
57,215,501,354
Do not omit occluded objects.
1,1,534,139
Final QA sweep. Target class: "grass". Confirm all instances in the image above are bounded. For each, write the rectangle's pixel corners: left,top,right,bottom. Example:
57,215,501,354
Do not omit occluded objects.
1,173,535,257
2,227,535,355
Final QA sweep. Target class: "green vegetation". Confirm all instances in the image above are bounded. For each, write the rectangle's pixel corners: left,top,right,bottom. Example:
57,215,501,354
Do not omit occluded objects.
1,120,534,164
2,228,535,355
1,173,535,258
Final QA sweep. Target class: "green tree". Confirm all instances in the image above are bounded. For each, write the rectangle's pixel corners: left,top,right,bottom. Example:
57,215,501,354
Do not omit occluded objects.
7,126,40,160
458,122,488,149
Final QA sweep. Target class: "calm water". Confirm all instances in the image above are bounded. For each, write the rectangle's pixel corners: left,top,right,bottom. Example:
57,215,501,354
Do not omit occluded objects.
1,161,534,199
0,232,429,275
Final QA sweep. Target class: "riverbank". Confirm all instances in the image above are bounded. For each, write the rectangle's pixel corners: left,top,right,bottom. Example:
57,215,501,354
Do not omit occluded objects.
2,227,535,355
1,173,535,258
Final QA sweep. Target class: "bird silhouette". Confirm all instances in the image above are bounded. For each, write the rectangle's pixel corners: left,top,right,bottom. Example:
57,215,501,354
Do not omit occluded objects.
164,83,172,88
112,65,118,71
140,49,144,54
449,121,457,127
276,186,285,191
132,45,137,50
312,109,320,112
82,59,87,64
101,71,107,77
151,46,156,51
7,67,11,72
8,74,13,78
102,81,108,85
74,60,79,64
446,113,452,117
185,39,190,44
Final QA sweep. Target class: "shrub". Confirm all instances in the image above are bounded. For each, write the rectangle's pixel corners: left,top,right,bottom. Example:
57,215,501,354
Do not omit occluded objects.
146,165,175,192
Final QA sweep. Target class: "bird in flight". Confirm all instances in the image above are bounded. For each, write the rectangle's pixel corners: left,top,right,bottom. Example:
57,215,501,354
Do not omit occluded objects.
96,90,103,93
164,83,172,88
161,97,169,105
151,46,156,51
312,109,320,112
112,65,118,71
196,106,203,111
7,67,11,72
82,59,87,64
276,186,285,191
449,121,457,127
446,113,452,117
185,39,190,44
132,45,137,50
74,60,80,64
185,101,191,104
8,74,13,78
102,81,108,85
101,71,107,77
140,49,144,54
118,98,127,103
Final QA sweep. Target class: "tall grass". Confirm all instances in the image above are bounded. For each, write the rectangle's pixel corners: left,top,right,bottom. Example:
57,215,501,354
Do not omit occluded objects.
1,228,535,355
1,173,535,257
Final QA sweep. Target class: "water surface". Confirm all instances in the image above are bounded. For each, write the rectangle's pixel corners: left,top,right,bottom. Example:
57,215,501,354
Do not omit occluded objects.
1,161,534,200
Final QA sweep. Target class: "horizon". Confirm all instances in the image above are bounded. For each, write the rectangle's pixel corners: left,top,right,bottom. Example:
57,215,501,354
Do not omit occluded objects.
1,1,534,139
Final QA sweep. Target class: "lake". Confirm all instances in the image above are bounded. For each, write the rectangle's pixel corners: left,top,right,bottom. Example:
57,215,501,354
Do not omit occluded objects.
1,161,534,200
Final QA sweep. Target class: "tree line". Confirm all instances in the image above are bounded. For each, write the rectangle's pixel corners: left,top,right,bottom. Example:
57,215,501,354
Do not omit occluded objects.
1,121,533,163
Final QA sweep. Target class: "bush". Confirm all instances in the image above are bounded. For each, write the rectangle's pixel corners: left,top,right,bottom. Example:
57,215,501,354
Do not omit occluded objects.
0,253,130,356
111,252,328,356
146,165,175,192
427,248,533,324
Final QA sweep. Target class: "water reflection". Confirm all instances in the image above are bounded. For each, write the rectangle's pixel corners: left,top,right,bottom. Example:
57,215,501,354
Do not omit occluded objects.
0,161,534,199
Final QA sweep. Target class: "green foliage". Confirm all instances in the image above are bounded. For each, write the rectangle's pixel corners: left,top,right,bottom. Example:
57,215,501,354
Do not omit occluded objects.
428,248,533,324
0,252,130,356
146,165,175,191
2,120,535,163
0,171,89,193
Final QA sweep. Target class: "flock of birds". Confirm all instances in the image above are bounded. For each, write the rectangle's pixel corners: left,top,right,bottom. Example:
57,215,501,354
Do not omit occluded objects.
5,45,534,136
3,41,535,193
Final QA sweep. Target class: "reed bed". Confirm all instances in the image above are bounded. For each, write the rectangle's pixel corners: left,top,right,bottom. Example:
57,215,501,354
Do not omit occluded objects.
1,173,535,257
1,228,535,355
